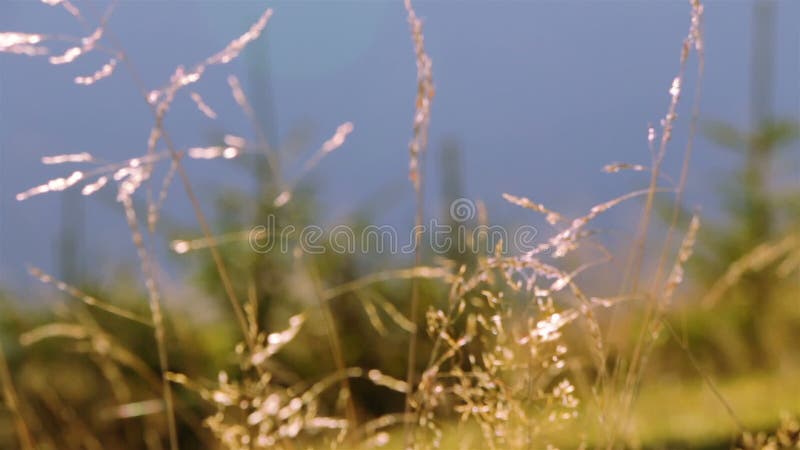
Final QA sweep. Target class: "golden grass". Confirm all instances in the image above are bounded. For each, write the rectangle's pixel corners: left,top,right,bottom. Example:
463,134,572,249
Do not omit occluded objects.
2,1,799,449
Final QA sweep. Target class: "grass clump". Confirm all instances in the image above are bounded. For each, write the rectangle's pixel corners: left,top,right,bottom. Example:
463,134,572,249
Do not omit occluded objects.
1,1,798,449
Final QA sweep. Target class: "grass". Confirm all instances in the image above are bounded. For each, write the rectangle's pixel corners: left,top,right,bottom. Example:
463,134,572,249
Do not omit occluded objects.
1,1,799,449
630,370,800,448
371,370,800,450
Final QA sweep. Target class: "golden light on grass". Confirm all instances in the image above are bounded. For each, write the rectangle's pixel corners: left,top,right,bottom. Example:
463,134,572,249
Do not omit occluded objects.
4,0,799,449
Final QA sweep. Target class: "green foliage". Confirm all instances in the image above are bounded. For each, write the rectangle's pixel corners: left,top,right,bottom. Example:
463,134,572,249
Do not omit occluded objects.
661,117,800,373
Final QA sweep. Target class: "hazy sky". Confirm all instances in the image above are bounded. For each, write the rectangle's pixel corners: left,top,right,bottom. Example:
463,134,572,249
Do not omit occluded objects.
1,1,798,295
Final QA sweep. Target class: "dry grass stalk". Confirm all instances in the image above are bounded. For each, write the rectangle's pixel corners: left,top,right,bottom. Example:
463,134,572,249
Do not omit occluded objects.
609,2,707,446
0,343,36,450
702,232,800,308
10,2,270,350
274,122,355,208
3,1,769,449
226,74,282,189
190,91,218,119
120,195,180,450
653,0,706,290
402,1,435,446
623,0,705,295
27,265,153,326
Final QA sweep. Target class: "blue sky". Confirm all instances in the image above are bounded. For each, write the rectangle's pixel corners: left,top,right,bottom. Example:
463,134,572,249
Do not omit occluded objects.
1,1,798,295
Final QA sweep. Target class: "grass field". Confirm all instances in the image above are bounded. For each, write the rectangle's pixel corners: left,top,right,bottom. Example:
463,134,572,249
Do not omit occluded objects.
1,1,798,449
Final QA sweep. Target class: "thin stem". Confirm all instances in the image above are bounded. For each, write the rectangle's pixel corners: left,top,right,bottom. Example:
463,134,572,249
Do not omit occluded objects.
663,319,745,432
401,1,434,447
0,341,36,450
90,10,252,348
403,181,425,448
610,4,705,441
653,42,705,292
307,263,359,437
120,196,180,450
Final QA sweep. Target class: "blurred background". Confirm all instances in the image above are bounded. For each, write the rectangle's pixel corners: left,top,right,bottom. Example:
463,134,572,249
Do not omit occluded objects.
1,1,798,448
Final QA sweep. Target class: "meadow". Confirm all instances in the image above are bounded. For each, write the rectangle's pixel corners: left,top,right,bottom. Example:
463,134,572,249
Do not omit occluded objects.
1,1,799,449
